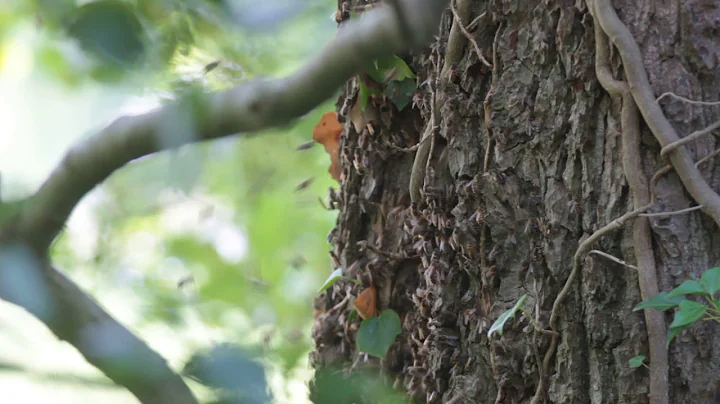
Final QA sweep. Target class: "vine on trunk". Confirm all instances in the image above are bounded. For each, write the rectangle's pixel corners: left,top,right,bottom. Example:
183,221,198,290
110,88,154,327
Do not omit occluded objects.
532,0,720,403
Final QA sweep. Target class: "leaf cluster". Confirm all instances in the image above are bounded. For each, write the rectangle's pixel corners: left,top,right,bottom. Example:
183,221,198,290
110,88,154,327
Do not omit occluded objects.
634,267,720,345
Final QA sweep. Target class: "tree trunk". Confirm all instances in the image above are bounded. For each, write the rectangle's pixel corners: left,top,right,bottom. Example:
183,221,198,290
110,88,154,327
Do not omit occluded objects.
311,1,720,403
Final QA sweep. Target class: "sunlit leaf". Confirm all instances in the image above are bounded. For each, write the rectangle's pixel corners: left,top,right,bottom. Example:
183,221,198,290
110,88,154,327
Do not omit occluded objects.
488,294,527,338
318,268,359,294
357,309,401,358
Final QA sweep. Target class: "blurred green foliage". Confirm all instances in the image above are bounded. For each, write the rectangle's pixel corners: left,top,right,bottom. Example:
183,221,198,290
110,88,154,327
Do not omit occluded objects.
1,0,356,402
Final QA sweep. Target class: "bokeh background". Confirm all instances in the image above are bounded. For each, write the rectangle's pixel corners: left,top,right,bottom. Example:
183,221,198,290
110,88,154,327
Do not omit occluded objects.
0,0,340,402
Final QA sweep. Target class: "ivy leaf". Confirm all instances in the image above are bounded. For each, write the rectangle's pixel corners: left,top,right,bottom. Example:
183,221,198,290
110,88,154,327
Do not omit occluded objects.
666,322,693,347
488,294,527,338
362,55,416,85
357,78,382,111
385,78,417,111
667,280,706,297
666,299,708,346
317,268,360,294
67,0,146,67
384,55,416,81
633,291,685,312
669,300,707,329
183,343,270,404
357,309,401,358
700,267,720,295
628,355,646,369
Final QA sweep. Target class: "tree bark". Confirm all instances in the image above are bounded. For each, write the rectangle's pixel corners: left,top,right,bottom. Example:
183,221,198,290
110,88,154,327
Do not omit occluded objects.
311,0,720,403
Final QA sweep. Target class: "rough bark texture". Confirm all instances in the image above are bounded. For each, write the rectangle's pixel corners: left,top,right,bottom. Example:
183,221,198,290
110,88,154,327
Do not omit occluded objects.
311,0,720,403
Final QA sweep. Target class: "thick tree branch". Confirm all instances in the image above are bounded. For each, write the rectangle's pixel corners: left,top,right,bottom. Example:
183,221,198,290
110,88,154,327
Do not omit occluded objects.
17,0,449,252
1,1,450,402
0,244,197,404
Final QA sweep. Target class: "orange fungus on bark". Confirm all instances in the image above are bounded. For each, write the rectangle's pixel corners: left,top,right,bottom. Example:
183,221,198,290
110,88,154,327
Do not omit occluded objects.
312,112,343,182
355,286,378,320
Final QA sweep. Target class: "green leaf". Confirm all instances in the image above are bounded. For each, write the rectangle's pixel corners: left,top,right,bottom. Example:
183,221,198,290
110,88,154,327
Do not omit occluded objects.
318,268,344,294
386,55,416,81
488,294,527,338
362,55,416,84
67,0,146,67
357,309,402,358
700,267,720,295
633,291,685,312
713,298,720,310
317,268,359,294
385,78,417,111
666,322,693,347
357,78,382,112
667,280,706,297
358,80,370,111
183,343,270,404
669,299,707,329
311,366,408,403
628,355,646,369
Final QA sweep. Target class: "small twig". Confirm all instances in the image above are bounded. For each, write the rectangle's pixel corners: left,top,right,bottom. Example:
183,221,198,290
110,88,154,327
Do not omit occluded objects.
449,1,492,67
657,92,720,106
588,250,637,270
295,141,315,151
660,119,720,157
386,131,435,153
479,23,502,278
519,307,559,337
639,205,704,218
482,23,502,174
650,147,720,203
328,292,352,313
696,148,720,167
357,241,413,260
466,12,486,32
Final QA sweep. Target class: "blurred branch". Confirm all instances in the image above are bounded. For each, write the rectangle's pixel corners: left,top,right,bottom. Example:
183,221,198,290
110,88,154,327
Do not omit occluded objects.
0,359,119,388
17,0,448,252
0,245,197,403
0,1,449,403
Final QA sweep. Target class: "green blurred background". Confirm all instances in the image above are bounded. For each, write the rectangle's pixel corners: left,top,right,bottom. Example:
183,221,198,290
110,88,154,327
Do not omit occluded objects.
0,0,340,402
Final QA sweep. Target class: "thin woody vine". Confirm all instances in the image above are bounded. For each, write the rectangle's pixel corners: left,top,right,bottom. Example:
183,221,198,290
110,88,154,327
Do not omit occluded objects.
311,0,720,403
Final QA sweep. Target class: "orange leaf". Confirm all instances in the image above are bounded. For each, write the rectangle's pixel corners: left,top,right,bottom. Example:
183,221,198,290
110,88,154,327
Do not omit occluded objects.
312,112,343,182
355,286,378,320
